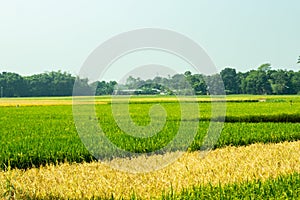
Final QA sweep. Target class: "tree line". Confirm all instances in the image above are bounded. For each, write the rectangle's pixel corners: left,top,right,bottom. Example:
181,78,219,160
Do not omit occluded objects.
121,63,300,95
220,63,300,95
0,63,300,97
0,71,117,97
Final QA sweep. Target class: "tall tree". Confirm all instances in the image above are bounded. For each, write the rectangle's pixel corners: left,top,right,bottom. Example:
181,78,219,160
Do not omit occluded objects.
205,74,225,95
258,63,271,72
269,70,292,94
0,72,26,97
91,80,117,95
184,71,207,95
291,71,300,94
25,71,75,96
220,68,240,94
256,64,272,94
241,70,257,94
241,64,272,95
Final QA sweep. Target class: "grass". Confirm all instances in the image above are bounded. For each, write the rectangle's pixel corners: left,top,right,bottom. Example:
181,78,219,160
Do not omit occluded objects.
191,122,300,150
0,96,299,169
1,94,299,105
163,172,300,200
0,106,94,169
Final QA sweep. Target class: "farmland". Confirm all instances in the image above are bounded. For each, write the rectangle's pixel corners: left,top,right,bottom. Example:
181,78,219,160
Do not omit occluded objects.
0,95,299,199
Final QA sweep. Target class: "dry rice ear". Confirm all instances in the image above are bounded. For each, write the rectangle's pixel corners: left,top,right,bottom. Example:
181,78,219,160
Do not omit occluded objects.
0,140,299,199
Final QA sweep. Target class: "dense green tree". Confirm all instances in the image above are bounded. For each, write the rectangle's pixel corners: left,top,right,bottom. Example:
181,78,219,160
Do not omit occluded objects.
1,65,300,97
291,71,300,94
91,80,117,95
125,76,144,89
258,63,271,72
269,70,292,94
220,68,240,94
25,71,75,96
241,64,272,95
191,74,207,95
171,74,187,90
238,71,248,94
73,77,93,96
205,74,225,95
184,71,207,95
50,71,75,96
241,70,257,94
0,72,26,97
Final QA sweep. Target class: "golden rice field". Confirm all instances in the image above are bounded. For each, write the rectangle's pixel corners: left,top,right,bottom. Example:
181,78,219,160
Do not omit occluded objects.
1,141,299,199
0,97,107,106
0,95,294,107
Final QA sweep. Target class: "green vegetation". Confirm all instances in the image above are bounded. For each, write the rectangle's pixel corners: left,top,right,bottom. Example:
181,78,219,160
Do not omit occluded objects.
0,95,299,199
0,96,299,170
120,65,300,95
161,173,300,200
1,63,300,97
0,106,94,169
0,71,117,97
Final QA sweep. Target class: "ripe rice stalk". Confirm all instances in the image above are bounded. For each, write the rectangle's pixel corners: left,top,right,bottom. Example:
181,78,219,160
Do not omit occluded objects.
0,140,299,199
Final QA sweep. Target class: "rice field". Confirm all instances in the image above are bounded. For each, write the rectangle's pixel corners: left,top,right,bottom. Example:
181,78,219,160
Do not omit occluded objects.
0,95,299,199
1,141,299,199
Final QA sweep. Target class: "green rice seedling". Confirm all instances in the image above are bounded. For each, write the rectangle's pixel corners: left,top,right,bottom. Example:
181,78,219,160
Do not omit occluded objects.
0,96,299,169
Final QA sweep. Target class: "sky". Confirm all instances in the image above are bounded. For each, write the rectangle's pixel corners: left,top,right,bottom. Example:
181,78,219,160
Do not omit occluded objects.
0,0,299,80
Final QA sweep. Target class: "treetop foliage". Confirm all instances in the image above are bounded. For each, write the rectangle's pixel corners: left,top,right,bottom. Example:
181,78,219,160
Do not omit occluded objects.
0,64,300,97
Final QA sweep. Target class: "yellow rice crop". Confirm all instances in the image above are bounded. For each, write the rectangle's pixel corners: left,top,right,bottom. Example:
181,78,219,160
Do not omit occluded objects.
0,99,108,107
1,140,299,199
1,95,299,107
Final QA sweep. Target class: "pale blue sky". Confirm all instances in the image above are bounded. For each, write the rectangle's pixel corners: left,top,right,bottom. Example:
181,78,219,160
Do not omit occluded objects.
0,0,299,79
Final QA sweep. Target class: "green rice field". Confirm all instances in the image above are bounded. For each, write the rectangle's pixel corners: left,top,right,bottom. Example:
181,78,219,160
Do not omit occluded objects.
0,95,299,199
